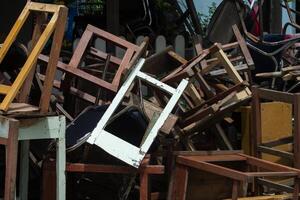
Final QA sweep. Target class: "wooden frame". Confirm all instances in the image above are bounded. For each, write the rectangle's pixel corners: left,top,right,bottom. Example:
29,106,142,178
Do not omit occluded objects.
168,152,300,200
0,2,68,113
162,43,251,101
38,28,148,111
66,24,141,92
42,156,165,200
252,86,300,168
39,24,143,92
87,58,188,167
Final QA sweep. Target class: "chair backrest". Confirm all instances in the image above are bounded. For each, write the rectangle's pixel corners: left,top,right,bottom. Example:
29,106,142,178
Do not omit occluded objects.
0,2,68,113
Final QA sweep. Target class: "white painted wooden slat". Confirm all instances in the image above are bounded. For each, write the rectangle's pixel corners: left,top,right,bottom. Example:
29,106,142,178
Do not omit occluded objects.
140,79,188,153
94,130,142,167
137,71,176,94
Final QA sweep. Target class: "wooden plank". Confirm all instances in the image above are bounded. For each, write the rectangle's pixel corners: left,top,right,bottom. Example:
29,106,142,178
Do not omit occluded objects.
87,24,140,51
245,172,298,177
240,154,300,174
256,88,295,103
232,24,254,69
0,85,11,94
66,163,164,174
28,2,61,13
4,119,19,200
232,180,239,200
168,164,188,200
177,156,248,182
39,6,68,113
223,194,293,200
214,49,251,97
38,55,119,92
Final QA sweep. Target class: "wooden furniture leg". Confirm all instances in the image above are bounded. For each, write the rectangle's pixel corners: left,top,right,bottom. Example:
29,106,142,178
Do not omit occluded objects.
293,178,300,200
0,115,65,200
232,180,239,200
169,164,188,200
140,170,149,200
293,95,300,169
56,128,66,200
19,140,30,200
4,119,19,200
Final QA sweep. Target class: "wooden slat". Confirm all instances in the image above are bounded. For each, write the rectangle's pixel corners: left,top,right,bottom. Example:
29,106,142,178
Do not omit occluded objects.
38,54,118,92
177,155,248,181
256,88,295,103
245,172,298,177
87,24,140,51
39,6,68,113
0,85,11,95
240,154,300,174
28,2,61,13
66,163,165,174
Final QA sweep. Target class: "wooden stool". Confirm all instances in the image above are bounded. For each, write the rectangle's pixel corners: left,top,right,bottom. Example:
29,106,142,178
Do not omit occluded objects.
0,114,66,200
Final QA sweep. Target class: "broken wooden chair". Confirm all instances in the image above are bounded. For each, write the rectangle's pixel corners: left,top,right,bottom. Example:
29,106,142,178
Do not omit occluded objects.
252,86,300,169
0,2,67,113
38,25,149,115
168,151,300,200
87,58,188,167
42,156,164,200
158,43,251,150
0,2,68,200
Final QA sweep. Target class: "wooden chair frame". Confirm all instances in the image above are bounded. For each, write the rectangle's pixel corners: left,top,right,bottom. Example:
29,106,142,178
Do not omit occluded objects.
0,2,67,113
42,156,165,200
252,86,300,168
168,151,300,200
87,58,188,167
60,24,141,93
38,28,147,108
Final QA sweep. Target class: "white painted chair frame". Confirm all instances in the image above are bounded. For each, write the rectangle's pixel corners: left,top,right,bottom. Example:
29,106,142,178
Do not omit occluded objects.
87,58,188,167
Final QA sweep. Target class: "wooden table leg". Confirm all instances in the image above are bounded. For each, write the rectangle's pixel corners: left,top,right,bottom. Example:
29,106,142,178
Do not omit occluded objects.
232,180,239,200
56,124,66,200
4,119,19,200
168,164,188,200
140,171,149,200
19,140,30,200
293,178,300,200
